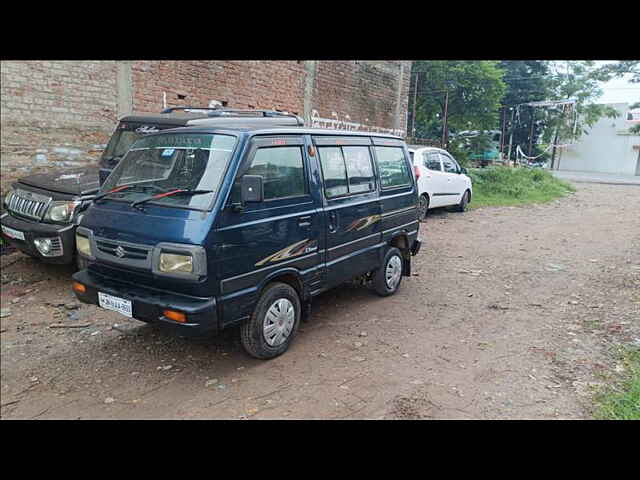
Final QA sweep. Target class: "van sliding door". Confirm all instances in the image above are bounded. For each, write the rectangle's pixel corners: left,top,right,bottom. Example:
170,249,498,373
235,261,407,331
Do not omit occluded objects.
314,136,382,289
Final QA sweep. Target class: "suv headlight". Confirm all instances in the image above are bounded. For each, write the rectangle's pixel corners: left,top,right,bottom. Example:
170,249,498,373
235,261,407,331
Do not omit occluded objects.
45,201,81,223
3,188,16,208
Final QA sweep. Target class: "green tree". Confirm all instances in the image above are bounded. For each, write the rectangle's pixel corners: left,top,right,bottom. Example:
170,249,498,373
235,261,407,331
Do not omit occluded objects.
499,60,552,160
542,61,619,168
591,61,640,83
591,61,640,134
408,61,506,146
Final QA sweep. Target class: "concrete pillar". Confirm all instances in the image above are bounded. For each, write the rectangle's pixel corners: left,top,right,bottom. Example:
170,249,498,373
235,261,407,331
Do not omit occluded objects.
116,61,133,118
303,61,318,125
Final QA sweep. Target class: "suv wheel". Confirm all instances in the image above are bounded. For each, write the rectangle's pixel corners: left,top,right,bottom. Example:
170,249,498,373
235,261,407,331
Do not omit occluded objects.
240,282,301,359
372,247,403,297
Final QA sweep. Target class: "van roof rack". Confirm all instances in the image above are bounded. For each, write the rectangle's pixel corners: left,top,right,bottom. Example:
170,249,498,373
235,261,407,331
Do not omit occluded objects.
161,106,223,114
205,109,304,126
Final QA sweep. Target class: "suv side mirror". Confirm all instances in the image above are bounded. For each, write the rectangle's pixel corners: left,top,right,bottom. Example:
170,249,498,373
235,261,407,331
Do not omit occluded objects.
241,175,264,203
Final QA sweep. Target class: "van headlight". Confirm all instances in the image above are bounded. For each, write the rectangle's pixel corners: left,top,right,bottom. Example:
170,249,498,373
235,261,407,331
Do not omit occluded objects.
159,253,193,273
76,233,92,257
45,201,81,223
152,244,206,280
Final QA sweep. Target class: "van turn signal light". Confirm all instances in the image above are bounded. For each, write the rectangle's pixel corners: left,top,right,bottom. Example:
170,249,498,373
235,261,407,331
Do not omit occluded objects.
72,281,86,294
163,309,186,323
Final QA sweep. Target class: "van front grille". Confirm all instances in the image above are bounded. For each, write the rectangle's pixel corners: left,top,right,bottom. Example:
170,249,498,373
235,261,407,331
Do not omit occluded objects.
96,239,150,260
8,190,51,220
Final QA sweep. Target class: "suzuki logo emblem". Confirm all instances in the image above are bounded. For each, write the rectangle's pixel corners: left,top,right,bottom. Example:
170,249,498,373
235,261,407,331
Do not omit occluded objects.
115,246,126,258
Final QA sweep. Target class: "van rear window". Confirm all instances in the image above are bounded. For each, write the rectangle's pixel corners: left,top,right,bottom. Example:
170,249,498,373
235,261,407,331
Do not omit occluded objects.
374,146,412,189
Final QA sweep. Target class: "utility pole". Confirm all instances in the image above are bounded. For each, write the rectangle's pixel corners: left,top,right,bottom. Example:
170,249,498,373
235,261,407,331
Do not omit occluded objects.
441,90,449,148
528,106,536,157
500,106,506,158
507,107,515,165
411,72,419,138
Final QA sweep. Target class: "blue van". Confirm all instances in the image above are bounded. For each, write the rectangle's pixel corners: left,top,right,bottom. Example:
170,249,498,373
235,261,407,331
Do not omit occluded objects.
71,117,421,359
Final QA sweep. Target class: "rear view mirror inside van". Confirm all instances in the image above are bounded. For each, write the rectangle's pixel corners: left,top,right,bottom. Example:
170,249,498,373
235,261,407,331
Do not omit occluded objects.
241,175,264,203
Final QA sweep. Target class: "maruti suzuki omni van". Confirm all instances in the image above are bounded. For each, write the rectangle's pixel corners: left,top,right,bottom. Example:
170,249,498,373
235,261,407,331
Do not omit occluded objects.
71,121,421,359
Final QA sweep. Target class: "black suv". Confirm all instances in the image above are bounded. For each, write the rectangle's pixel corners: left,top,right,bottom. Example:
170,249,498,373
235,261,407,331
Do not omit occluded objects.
1,107,293,266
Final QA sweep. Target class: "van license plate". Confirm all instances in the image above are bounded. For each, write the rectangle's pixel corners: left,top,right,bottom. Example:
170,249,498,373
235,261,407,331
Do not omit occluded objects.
2,225,25,241
98,292,132,318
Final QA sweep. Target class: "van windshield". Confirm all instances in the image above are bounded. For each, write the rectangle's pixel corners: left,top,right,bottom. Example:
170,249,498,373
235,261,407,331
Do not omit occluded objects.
100,133,237,210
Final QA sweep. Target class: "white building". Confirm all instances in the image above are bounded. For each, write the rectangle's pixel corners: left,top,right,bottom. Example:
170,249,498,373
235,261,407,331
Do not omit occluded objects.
556,102,640,176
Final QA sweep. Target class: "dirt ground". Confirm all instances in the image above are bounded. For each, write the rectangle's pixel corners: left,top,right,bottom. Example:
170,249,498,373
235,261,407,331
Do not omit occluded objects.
1,182,639,419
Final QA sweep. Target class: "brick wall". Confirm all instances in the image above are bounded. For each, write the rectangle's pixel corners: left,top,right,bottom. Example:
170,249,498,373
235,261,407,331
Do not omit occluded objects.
1,61,119,191
1,60,411,193
311,61,411,133
131,61,307,115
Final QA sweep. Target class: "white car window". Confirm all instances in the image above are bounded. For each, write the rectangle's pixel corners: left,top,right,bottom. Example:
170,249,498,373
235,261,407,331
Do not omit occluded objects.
440,154,458,174
424,152,442,171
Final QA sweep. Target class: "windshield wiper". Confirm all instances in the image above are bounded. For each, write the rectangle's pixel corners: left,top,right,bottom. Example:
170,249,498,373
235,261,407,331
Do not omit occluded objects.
130,189,214,209
93,183,167,203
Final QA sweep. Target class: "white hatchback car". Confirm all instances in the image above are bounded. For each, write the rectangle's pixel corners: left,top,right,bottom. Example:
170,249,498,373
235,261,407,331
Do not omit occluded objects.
408,147,473,219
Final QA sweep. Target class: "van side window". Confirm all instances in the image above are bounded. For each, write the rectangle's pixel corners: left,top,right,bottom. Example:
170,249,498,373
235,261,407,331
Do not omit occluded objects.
245,146,306,200
342,146,375,194
317,147,349,198
374,146,411,188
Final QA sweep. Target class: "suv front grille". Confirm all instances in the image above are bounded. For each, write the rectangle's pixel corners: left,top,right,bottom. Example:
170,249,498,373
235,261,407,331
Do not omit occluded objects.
8,190,51,220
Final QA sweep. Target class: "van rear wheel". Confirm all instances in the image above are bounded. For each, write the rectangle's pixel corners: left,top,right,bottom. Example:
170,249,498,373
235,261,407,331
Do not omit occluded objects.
240,282,301,359
371,247,403,297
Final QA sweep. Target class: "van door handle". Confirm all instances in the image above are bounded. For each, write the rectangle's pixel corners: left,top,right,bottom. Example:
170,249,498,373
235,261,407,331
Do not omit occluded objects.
298,215,312,228
328,212,338,233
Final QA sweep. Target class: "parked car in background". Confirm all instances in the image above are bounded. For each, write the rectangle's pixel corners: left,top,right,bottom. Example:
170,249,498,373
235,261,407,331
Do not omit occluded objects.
408,146,473,219
72,116,421,359
0,107,304,268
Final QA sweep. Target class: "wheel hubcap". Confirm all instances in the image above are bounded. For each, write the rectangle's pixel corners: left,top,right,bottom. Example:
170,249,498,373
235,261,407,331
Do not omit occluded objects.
263,298,295,347
385,255,402,290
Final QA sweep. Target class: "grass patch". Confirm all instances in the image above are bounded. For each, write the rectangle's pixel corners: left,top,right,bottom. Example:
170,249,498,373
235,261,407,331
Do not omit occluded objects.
593,347,640,420
468,167,575,208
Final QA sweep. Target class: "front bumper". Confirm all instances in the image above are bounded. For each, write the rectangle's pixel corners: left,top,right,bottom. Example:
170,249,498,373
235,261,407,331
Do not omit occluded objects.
1,212,76,264
72,268,218,336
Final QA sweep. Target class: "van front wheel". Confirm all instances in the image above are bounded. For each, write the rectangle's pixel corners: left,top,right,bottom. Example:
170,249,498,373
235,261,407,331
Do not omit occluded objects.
371,247,403,297
240,282,301,359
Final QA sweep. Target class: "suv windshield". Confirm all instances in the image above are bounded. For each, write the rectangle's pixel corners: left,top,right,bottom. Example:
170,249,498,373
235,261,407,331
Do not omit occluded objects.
100,133,237,210
101,129,142,163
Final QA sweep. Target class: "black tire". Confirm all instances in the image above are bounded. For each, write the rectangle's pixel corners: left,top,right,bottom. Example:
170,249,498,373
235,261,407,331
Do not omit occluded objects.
417,194,429,220
371,247,404,297
455,190,470,212
240,282,301,359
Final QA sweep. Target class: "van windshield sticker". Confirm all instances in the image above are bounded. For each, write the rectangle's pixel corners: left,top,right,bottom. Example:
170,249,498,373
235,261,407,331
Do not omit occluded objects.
132,134,215,150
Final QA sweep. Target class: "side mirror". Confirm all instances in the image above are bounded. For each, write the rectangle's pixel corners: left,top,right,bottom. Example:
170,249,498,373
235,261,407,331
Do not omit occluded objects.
241,175,264,203
460,167,468,175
